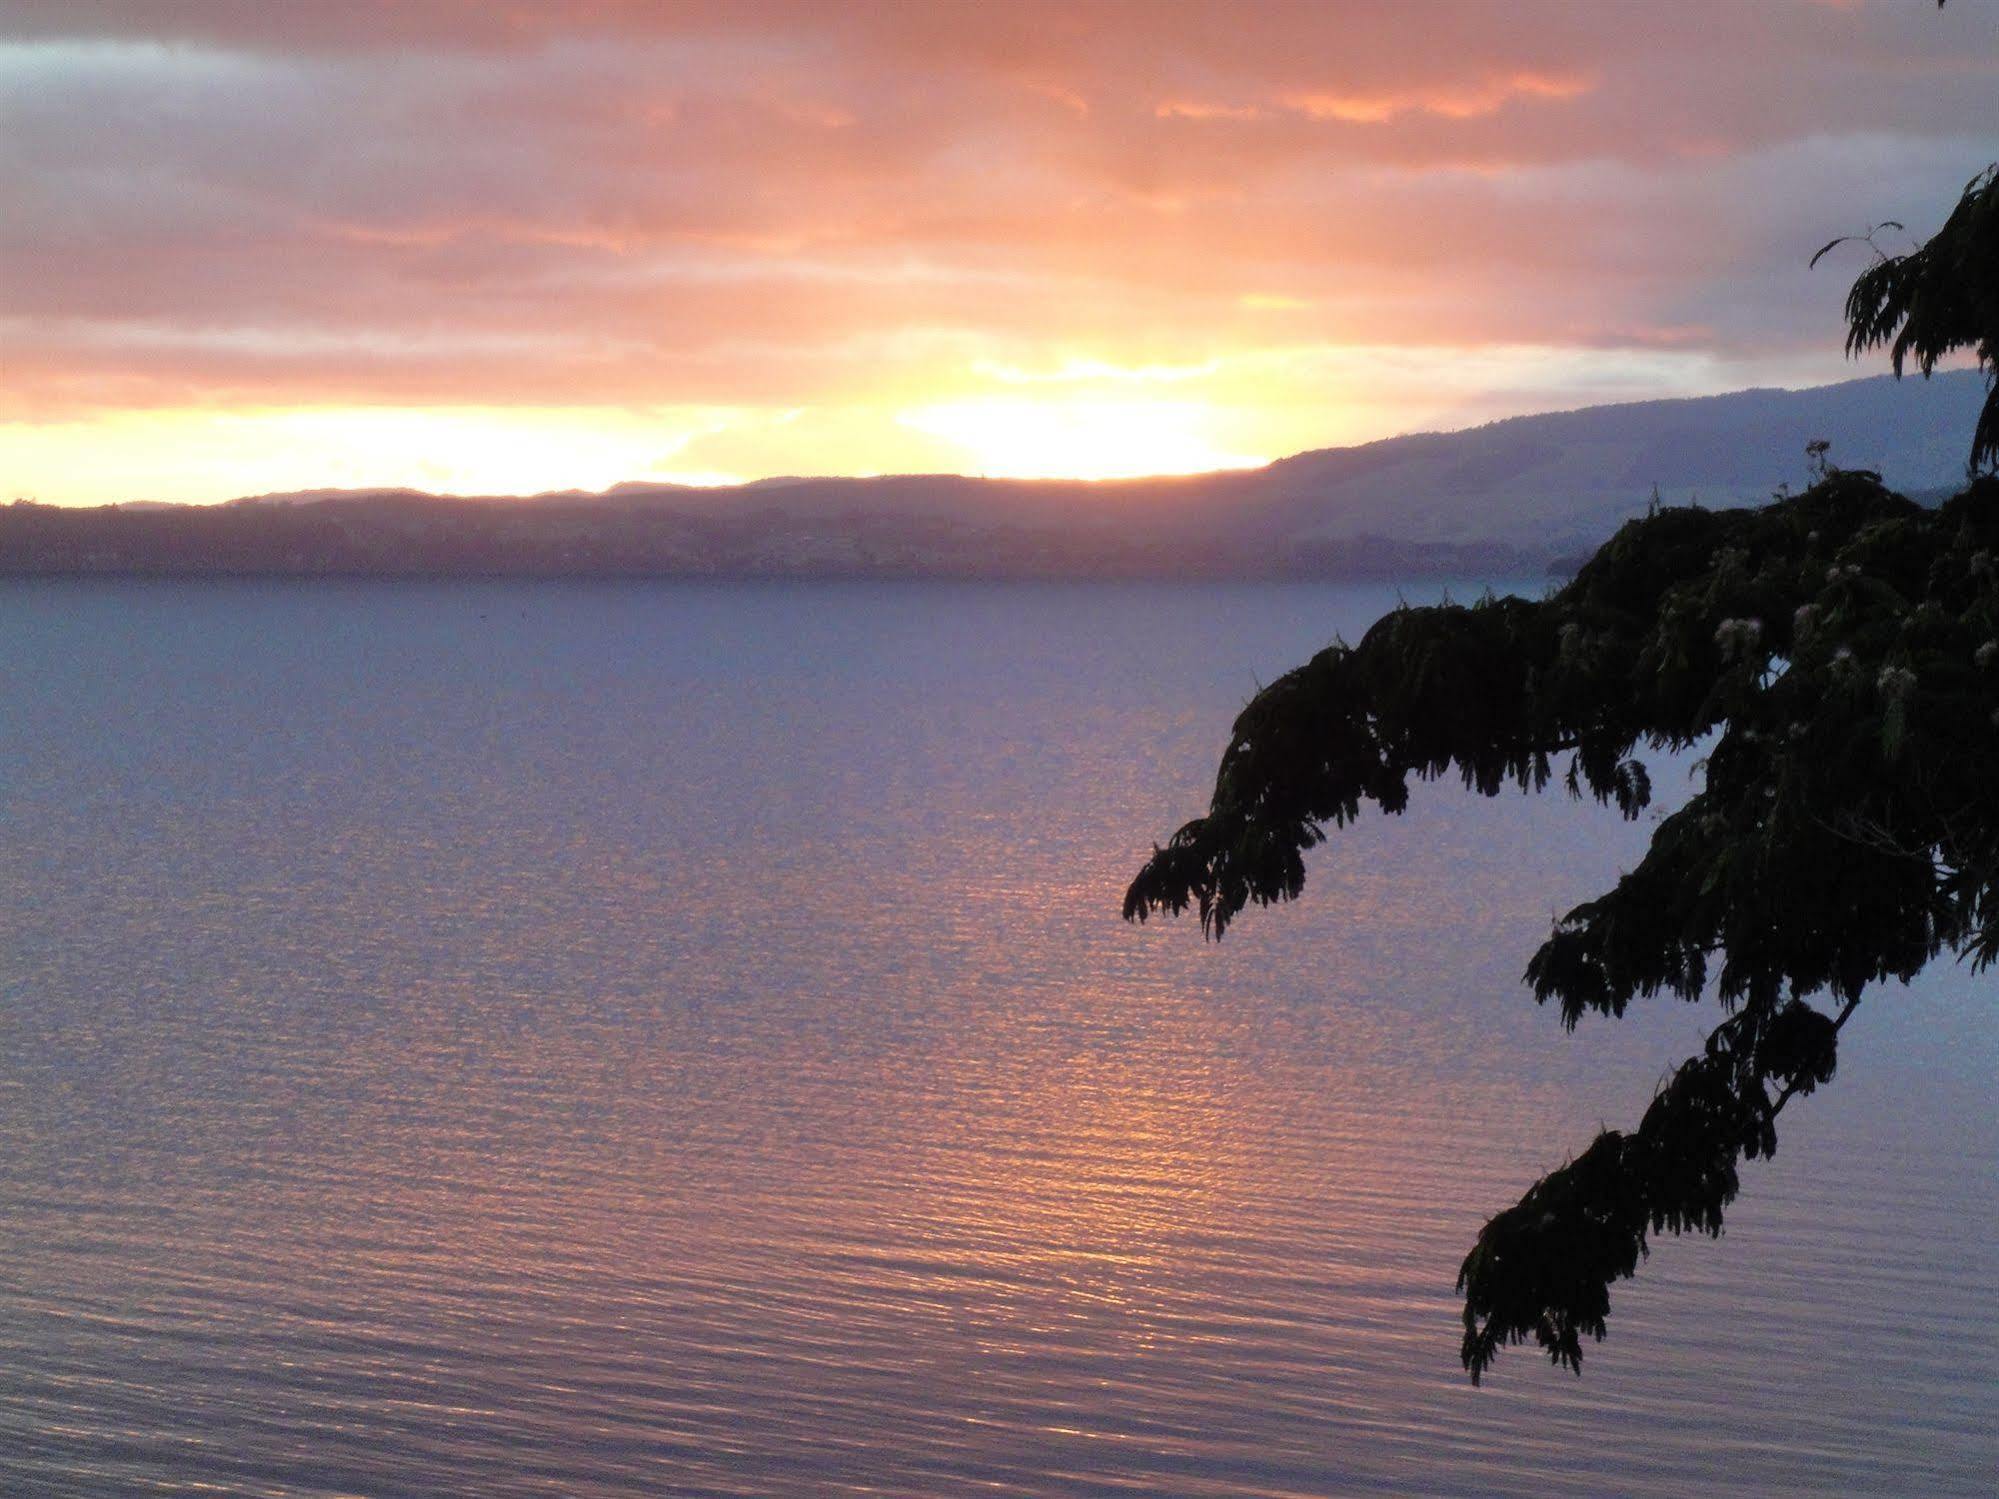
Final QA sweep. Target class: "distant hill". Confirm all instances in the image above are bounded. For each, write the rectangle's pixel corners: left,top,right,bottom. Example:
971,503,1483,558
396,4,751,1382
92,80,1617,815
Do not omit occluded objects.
3,371,1984,581
1250,370,1982,551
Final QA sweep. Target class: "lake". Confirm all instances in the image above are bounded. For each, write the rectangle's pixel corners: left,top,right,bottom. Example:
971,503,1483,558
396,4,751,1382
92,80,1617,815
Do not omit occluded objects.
0,579,1991,1496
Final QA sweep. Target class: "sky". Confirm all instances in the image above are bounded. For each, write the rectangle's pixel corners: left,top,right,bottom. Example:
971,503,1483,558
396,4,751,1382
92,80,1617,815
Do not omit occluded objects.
3,0,1996,505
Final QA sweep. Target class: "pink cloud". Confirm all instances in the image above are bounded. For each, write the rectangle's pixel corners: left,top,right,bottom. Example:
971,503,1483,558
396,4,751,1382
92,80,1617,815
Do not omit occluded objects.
3,1,1993,442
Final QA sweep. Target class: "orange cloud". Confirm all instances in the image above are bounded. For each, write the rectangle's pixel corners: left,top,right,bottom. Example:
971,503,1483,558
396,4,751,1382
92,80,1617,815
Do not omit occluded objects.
3,2,1992,501
1155,100,1267,122
1283,70,1594,124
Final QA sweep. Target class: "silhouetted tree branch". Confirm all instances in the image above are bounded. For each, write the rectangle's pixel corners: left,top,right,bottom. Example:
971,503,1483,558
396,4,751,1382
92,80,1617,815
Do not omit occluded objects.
1126,163,1999,1380
1835,165,1999,473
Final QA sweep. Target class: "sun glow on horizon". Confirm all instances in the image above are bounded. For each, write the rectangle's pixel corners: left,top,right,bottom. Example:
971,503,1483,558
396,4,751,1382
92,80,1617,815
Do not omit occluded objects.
0,406,756,505
0,394,1279,505
0,341,1860,506
896,397,1267,481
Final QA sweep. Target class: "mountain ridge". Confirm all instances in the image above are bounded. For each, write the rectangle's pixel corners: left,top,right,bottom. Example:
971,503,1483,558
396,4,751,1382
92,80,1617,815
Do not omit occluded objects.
6,370,1985,581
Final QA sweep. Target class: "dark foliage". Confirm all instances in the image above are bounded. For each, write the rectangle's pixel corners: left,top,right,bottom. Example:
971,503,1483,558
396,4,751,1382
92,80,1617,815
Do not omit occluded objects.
1127,133,1999,1382
1127,466,1999,1378
1830,164,1999,473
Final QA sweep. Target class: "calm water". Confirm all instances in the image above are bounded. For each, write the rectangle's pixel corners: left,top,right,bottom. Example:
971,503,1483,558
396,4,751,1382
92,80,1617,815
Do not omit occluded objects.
0,579,1991,1498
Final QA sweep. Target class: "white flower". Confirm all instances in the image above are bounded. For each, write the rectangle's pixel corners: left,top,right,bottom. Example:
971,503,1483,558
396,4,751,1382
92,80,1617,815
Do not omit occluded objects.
1876,665,1917,699
1714,617,1764,661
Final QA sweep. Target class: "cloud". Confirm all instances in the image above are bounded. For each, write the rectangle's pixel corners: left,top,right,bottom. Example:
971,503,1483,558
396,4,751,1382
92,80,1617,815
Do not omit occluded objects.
1280,70,1594,124
4,2,1995,498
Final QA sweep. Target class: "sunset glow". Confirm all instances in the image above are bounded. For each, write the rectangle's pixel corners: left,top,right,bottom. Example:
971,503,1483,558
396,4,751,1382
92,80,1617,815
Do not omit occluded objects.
5,2,1995,503
898,398,1265,481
